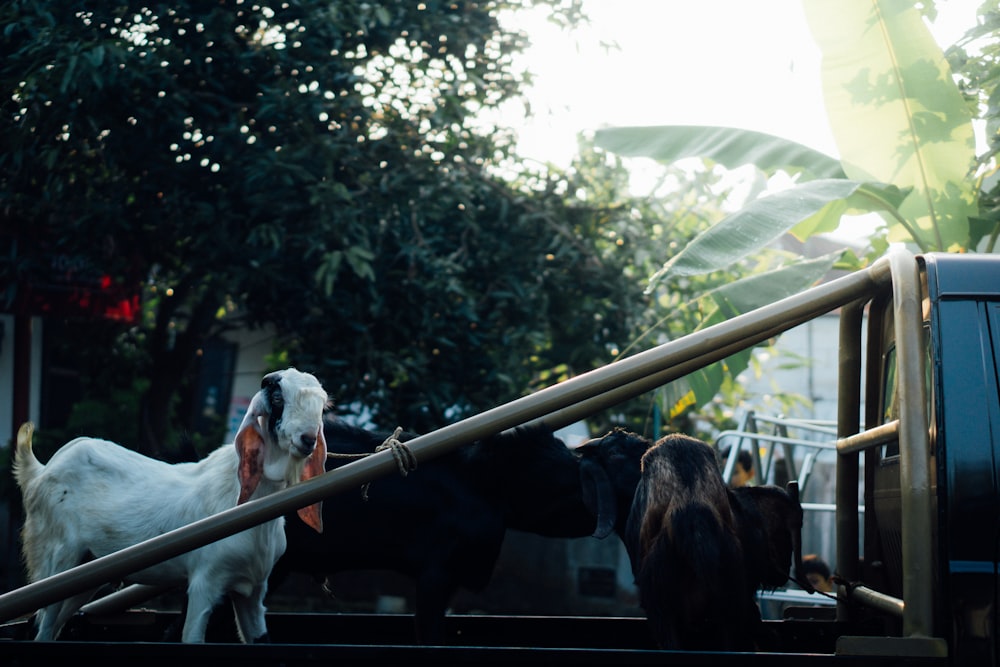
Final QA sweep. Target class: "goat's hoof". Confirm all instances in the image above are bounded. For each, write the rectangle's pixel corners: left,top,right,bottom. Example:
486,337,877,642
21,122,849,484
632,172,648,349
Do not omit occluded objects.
251,632,271,644
321,577,338,599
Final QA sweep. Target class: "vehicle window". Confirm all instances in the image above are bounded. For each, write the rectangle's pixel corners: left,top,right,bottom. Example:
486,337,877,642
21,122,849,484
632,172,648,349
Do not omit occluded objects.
881,344,900,458
988,303,1000,390
879,325,932,461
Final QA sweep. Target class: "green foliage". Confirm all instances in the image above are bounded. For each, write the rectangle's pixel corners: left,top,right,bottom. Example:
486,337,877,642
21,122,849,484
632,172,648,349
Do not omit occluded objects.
594,125,847,180
652,180,908,284
7,0,989,448
61,381,148,451
285,155,650,431
803,0,978,251
596,1,982,273
949,0,1000,251
546,140,807,438
593,0,990,419
2,0,654,443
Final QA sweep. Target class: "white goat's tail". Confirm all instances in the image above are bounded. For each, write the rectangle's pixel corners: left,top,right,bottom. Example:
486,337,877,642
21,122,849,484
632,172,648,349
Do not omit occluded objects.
13,421,42,491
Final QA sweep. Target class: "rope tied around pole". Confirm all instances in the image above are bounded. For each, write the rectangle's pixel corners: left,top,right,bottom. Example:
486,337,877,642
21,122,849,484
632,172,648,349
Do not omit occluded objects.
327,426,417,500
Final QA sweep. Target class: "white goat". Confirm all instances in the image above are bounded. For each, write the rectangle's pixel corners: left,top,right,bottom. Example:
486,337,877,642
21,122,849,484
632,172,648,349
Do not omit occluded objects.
13,367,328,643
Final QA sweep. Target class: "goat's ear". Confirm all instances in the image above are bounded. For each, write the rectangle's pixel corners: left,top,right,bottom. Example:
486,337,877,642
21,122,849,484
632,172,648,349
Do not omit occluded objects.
235,390,269,438
235,418,266,504
296,426,327,533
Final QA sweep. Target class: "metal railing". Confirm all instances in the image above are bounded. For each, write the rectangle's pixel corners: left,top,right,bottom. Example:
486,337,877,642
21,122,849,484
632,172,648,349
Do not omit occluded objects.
721,412,853,617
717,414,839,495
830,250,945,657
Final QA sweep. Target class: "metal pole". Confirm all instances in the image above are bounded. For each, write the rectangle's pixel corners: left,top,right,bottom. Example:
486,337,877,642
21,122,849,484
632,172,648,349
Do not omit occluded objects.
848,585,905,618
835,297,867,623
889,250,934,638
0,256,893,624
836,420,899,455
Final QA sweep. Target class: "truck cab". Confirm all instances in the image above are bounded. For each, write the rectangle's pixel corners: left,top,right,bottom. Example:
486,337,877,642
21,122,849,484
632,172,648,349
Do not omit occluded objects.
853,252,1000,665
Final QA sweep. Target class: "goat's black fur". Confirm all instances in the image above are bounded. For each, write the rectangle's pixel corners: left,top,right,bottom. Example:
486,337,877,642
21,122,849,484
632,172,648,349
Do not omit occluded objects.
270,418,645,644
623,433,805,651
574,427,654,540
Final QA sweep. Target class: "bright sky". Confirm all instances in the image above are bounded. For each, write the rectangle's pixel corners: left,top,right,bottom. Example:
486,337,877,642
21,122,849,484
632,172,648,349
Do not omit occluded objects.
502,0,983,169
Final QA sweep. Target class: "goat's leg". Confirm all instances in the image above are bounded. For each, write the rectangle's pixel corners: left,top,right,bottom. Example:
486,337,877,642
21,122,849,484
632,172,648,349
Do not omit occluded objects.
33,588,100,641
32,604,60,640
413,569,455,645
29,546,99,641
181,578,225,643
230,584,270,643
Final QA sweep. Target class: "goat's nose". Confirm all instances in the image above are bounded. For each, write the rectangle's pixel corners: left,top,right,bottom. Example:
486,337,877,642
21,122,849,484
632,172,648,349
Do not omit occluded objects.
299,433,317,452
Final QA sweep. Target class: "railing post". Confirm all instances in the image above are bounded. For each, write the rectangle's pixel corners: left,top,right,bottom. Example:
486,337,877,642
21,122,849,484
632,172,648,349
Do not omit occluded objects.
889,251,934,638
836,297,867,623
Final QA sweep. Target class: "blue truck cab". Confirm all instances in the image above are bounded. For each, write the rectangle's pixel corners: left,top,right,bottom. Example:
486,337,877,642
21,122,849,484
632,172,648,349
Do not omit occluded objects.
865,253,1000,665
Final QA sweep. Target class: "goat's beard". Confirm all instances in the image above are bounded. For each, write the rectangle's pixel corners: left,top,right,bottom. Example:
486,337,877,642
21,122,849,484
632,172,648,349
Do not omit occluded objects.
259,442,306,489
282,452,309,488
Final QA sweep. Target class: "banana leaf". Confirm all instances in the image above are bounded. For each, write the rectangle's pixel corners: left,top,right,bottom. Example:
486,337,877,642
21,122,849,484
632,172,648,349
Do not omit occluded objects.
594,125,846,179
662,253,840,417
651,179,907,282
802,0,977,251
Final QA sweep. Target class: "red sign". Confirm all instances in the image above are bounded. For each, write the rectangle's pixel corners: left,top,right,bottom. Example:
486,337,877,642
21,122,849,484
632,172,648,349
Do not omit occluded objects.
19,278,140,323
9,248,140,324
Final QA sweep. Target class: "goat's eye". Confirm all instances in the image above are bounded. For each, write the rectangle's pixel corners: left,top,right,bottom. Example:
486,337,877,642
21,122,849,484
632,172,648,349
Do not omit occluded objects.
271,388,284,405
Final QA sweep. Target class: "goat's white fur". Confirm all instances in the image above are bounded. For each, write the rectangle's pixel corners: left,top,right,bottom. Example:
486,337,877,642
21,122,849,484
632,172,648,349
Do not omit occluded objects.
13,367,328,643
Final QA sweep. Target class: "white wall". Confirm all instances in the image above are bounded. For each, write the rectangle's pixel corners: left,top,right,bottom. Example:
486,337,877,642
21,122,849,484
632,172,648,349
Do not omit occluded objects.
220,325,280,443
738,312,851,424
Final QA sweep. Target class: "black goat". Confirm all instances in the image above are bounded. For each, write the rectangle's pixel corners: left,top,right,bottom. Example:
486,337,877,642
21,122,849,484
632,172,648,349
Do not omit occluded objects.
574,427,655,540
623,433,809,651
270,417,644,644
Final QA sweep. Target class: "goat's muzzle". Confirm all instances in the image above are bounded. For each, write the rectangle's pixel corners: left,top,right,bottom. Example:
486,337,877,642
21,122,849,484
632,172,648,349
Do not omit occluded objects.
294,432,318,459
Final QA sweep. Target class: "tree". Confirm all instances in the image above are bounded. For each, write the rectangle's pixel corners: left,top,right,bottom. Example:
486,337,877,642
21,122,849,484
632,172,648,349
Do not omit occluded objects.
4,1,658,453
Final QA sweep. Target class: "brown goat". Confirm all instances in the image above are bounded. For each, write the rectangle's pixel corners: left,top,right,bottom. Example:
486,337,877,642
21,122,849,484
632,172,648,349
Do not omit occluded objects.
624,433,808,651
